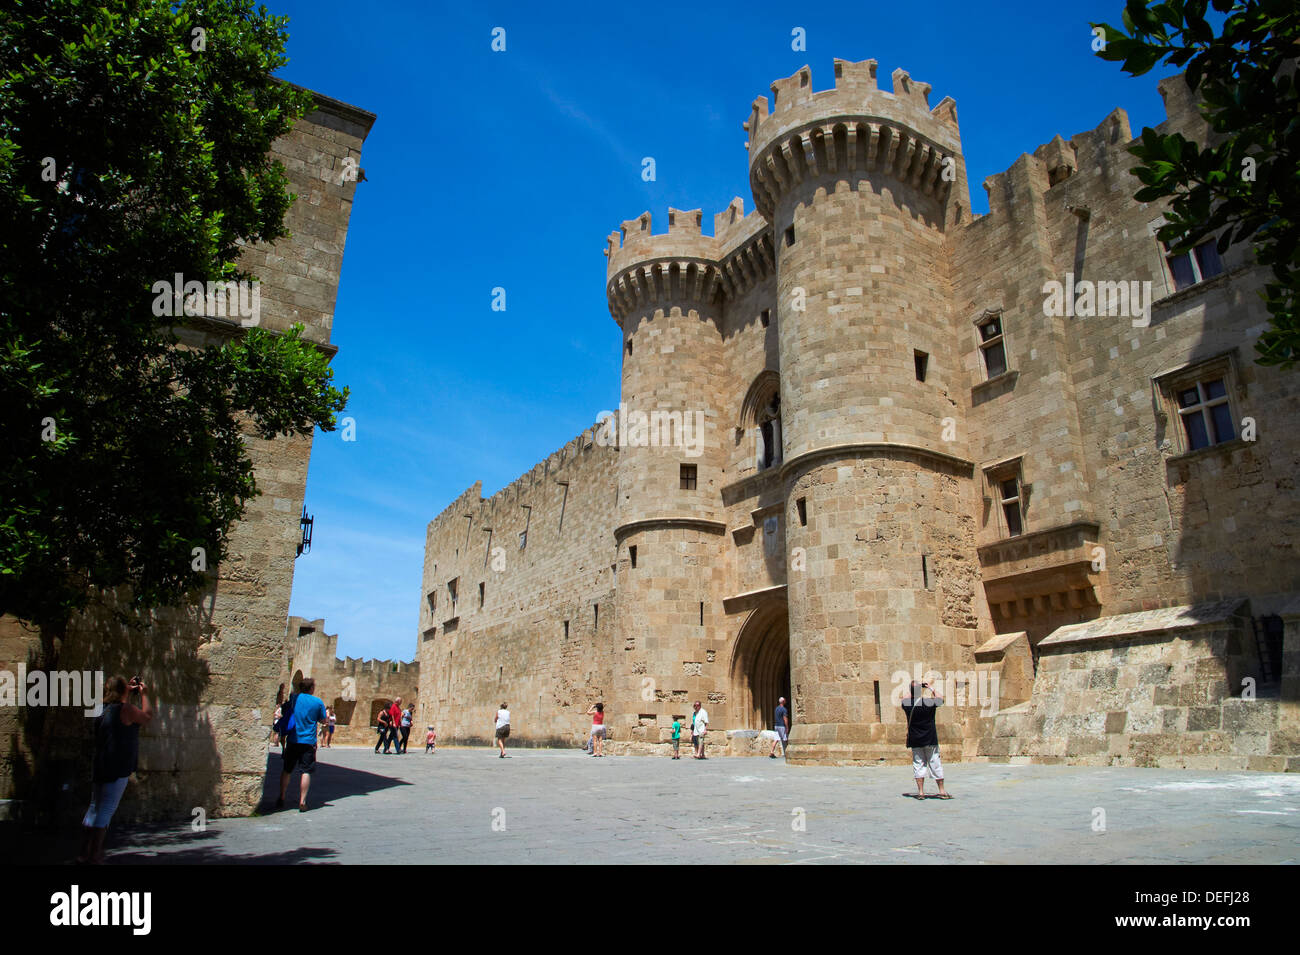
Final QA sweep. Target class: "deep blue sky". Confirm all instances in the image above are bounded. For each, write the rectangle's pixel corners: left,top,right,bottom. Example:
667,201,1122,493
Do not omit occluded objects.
278,0,1185,661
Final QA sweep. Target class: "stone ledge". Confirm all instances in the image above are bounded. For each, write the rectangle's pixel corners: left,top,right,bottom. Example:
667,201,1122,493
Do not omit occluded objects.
1038,598,1249,650
970,368,1019,404
974,630,1027,660
722,584,788,615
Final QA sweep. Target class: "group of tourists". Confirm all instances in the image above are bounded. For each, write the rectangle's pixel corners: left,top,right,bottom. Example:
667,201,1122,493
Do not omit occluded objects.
374,697,415,754
583,699,716,760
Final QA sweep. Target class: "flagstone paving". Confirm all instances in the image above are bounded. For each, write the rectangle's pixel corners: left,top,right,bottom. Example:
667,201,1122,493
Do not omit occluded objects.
15,746,1300,864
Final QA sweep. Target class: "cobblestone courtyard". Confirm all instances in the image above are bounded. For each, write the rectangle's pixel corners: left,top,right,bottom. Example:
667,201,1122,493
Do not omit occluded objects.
17,746,1300,864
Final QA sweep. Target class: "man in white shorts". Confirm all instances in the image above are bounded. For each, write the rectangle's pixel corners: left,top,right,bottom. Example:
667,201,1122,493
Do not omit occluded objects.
691,700,709,759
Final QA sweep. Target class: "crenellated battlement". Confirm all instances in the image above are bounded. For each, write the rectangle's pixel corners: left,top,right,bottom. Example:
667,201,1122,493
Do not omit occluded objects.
745,59,964,220
605,207,721,280
426,421,616,534
286,617,417,687
974,107,1133,226
604,199,773,322
334,656,417,677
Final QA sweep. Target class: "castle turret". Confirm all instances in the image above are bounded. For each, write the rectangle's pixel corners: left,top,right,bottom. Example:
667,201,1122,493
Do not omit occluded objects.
746,59,990,762
604,209,731,736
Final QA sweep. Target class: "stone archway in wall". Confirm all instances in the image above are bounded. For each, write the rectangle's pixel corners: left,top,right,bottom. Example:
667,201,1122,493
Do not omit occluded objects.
729,600,791,731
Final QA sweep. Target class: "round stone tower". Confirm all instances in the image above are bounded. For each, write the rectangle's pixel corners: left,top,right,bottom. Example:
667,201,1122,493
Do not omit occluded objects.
604,210,731,739
746,59,989,762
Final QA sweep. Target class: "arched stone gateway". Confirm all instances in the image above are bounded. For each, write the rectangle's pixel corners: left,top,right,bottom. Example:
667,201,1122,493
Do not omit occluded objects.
729,600,791,733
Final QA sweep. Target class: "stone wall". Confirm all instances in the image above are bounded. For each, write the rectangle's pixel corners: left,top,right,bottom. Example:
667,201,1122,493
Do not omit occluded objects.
981,601,1296,771
416,431,619,748
0,92,375,823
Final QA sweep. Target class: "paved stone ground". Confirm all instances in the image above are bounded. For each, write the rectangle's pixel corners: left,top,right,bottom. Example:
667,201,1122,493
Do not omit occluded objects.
15,746,1300,864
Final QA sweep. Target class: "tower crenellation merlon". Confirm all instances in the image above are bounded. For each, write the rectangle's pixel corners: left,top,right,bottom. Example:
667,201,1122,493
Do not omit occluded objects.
746,59,962,159
745,59,967,222
605,207,727,281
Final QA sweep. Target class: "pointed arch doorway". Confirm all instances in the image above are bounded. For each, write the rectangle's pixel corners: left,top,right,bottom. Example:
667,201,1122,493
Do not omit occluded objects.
729,600,791,731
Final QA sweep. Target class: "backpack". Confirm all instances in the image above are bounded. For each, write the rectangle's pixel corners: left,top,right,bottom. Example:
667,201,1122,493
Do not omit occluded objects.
273,694,297,736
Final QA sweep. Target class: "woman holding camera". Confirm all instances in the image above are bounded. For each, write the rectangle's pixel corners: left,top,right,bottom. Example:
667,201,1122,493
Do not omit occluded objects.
78,675,154,863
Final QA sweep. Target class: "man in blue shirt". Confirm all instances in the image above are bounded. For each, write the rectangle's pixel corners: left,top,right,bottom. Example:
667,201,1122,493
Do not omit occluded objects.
278,677,329,812
770,696,790,758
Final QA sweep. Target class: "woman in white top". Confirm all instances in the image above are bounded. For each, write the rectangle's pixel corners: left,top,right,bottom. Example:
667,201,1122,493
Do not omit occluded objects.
494,702,510,758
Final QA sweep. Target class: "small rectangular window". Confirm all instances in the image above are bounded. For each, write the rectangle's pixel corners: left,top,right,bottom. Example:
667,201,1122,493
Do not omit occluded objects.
699,601,704,626
478,581,485,609
626,338,633,356
979,315,1008,379
448,578,459,613
921,554,931,590
760,309,771,328
784,225,795,247
629,545,637,569
563,620,569,639
796,497,807,527
680,464,697,490
998,476,1023,537
914,350,929,382
594,603,599,629
1165,239,1225,292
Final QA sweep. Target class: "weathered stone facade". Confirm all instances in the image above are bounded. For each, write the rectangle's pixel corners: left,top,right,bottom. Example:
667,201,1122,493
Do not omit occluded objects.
420,58,1297,769
0,89,375,822
284,617,417,746
417,441,620,747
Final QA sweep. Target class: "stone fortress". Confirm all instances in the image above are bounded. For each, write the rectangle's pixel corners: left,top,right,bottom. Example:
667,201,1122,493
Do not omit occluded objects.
418,58,1298,770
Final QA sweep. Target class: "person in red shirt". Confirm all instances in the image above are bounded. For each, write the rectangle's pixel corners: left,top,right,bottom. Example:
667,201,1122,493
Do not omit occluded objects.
587,702,606,757
386,698,404,755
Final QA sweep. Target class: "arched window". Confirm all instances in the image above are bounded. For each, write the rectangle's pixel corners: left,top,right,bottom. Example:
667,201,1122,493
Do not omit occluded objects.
739,371,782,472
757,394,781,470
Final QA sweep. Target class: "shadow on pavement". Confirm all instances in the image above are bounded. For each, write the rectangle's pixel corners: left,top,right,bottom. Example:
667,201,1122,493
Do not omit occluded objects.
258,750,411,810
1,751,411,864
108,843,341,865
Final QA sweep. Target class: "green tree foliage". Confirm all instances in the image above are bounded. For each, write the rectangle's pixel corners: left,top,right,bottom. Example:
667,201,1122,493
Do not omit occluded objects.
0,0,349,637
1093,0,1300,366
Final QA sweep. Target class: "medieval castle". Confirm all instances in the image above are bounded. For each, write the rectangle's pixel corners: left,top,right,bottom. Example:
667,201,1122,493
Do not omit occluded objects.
4,53,1295,831
417,59,1298,769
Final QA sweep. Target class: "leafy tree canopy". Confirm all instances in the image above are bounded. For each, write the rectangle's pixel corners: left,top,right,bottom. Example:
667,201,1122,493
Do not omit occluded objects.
0,0,348,635
1094,0,1300,366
